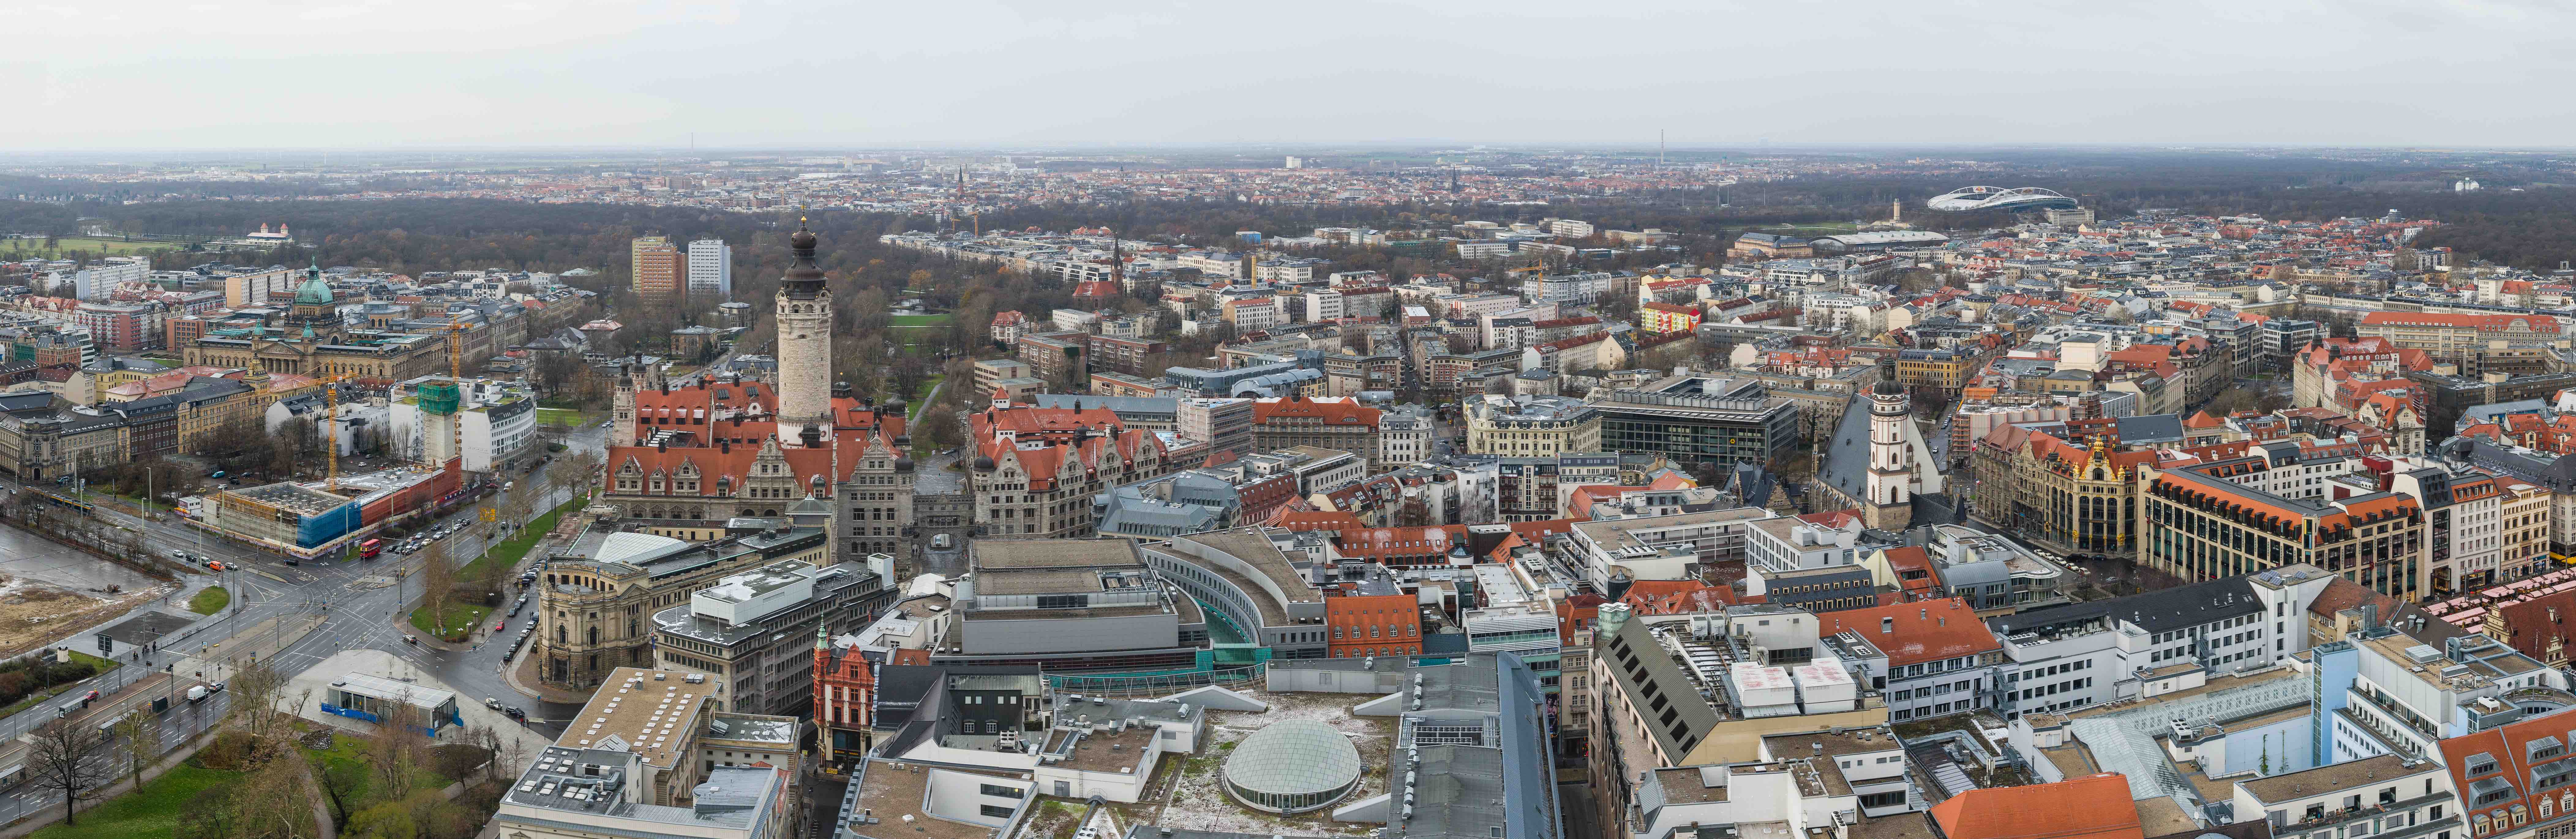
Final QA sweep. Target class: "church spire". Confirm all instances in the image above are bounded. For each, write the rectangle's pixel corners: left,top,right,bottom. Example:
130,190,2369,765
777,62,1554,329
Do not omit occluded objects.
782,213,825,299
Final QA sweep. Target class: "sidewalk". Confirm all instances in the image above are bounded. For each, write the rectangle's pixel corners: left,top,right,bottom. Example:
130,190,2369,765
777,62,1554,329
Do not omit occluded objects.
0,711,223,838
182,613,327,683
501,648,591,706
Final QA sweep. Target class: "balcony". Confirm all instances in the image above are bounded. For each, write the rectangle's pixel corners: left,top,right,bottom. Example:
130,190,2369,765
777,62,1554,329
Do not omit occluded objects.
2285,793,2452,833
2355,690,2439,741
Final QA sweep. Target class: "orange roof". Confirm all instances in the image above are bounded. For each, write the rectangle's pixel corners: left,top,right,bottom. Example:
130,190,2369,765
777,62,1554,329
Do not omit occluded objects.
606,393,906,500
1621,580,1735,615
1251,396,1381,426
1797,510,1861,529
1270,510,1365,532
1928,773,2143,839
2102,344,2172,366
2182,410,2224,429
2360,311,2563,333
1815,598,2001,667
1876,545,1943,596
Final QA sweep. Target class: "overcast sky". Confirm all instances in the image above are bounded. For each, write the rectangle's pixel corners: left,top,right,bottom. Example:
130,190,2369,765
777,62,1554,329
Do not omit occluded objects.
4,0,2571,150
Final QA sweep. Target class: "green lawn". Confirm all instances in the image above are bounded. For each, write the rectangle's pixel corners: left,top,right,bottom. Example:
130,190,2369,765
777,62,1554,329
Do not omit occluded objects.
28,762,240,839
304,727,455,803
459,493,587,582
887,313,952,327
904,375,942,414
534,407,594,427
409,601,492,642
187,587,229,615
0,237,184,257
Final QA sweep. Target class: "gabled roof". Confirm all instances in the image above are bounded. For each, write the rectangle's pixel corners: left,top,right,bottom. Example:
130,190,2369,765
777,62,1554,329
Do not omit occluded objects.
1928,773,2145,839
1815,597,2000,667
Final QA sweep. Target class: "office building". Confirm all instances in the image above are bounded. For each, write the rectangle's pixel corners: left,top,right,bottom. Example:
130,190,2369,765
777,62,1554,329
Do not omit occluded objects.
2142,453,2426,600
631,235,682,301
486,665,802,839
1465,393,1601,458
1589,374,1799,468
1249,395,1382,468
652,560,889,716
687,238,733,299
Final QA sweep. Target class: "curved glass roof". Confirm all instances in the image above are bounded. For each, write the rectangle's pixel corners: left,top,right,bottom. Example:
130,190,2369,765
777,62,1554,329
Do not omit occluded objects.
1223,719,1362,795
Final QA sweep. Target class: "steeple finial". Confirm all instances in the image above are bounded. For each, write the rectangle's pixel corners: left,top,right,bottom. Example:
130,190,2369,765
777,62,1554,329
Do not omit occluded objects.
783,209,823,296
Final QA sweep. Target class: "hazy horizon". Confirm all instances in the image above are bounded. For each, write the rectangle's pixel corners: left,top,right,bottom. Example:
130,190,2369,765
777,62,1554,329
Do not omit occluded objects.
5,0,2572,150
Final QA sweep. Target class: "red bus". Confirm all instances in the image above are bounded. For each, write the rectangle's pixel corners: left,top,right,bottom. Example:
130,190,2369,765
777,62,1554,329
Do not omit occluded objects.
359,539,383,560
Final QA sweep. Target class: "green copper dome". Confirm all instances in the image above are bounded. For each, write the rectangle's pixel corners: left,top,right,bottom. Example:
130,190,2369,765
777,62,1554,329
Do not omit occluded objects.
294,275,334,305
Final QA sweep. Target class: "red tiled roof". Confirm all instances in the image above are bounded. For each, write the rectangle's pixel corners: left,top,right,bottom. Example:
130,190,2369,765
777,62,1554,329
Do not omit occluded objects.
1251,396,1381,426
1815,598,2001,667
1876,545,1943,597
2360,311,2563,332
1929,774,2143,839
1621,580,1734,615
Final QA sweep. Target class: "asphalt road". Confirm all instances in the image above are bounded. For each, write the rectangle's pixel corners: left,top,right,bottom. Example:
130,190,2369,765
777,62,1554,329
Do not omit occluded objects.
18,423,615,751
0,688,234,822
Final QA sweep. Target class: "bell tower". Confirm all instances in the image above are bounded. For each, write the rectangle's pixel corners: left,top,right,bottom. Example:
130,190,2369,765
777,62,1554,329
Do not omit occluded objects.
1862,380,1916,531
775,217,834,444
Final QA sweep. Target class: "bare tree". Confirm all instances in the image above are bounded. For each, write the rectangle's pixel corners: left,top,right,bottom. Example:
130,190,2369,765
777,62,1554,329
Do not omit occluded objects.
417,542,457,639
114,711,160,792
229,658,290,742
371,702,426,799
28,717,110,826
485,723,528,786
557,450,603,506
232,739,320,839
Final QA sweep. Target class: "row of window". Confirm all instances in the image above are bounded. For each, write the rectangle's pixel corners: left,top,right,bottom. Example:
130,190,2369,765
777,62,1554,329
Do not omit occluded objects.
1893,680,1974,702
2020,677,2091,701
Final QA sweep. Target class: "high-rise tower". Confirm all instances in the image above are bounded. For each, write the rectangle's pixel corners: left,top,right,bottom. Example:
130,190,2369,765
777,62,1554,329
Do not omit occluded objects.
687,238,733,299
776,218,834,444
630,235,681,301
